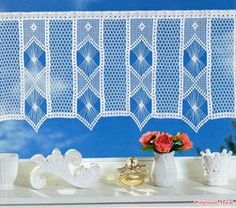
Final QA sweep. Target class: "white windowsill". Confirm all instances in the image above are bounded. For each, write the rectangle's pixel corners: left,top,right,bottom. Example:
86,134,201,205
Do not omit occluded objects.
0,157,236,207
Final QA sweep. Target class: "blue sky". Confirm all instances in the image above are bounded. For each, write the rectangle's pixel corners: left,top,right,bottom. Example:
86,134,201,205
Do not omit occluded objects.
0,118,235,158
0,0,235,158
0,0,235,12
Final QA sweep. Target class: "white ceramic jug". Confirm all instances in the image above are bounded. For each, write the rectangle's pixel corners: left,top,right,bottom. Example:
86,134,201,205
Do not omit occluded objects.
151,151,177,187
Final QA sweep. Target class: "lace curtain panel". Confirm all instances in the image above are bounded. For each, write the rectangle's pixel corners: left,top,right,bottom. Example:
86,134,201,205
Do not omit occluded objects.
0,10,235,132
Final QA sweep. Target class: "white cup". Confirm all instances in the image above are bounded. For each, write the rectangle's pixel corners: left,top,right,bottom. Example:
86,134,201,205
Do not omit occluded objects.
0,153,19,190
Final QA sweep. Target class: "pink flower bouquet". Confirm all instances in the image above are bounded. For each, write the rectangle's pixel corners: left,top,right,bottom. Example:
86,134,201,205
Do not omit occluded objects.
139,131,193,153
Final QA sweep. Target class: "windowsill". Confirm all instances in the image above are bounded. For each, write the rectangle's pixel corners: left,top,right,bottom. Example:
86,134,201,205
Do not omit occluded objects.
1,157,236,207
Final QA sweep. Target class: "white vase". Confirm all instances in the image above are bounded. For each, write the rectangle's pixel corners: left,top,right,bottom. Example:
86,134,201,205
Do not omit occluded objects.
0,153,19,190
151,151,177,187
200,149,232,186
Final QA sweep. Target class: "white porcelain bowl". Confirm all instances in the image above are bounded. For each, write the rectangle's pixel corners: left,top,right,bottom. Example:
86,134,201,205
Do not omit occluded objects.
0,153,18,190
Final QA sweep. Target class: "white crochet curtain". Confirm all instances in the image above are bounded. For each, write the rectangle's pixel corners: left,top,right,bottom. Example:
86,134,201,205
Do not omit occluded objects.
0,10,235,132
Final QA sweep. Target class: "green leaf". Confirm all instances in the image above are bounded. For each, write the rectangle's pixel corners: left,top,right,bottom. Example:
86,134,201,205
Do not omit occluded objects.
174,141,183,146
141,145,155,152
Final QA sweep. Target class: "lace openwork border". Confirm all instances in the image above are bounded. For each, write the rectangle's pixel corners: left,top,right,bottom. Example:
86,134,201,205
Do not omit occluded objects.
0,10,235,132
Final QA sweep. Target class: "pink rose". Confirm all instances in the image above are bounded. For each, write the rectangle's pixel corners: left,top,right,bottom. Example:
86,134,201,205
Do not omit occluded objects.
154,133,173,153
139,131,160,146
178,133,193,150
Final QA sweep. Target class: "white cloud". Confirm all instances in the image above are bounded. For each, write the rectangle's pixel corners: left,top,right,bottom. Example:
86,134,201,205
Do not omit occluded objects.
72,0,93,10
0,120,80,157
0,121,33,152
